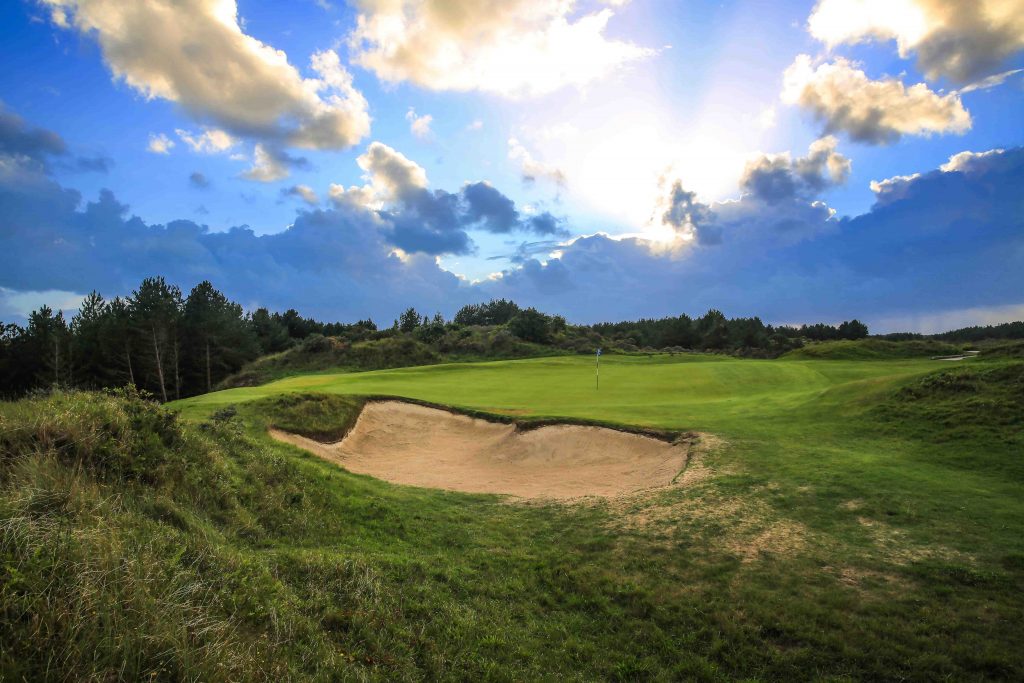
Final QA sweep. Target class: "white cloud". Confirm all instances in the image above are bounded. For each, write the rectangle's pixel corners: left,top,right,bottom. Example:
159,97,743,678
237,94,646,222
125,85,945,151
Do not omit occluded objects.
872,302,1024,334
42,0,370,152
242,144,290,182
329,142,429,208
782,55,971,143
467,119,484,131
756,105,777,130
508,137,567,187
347,0,653,97
807,0,1024,83
405,108,433,139
0,286,85,320
175,128,236,154
956,68,1024,94
146,132,174,154
868,173,920,199
940,148,1005,173
871,147,1006,199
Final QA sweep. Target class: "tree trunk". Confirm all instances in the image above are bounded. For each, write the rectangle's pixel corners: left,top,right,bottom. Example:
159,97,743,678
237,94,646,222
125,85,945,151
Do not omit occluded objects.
126,344,135,386
205,338,212,393
173,331,180,400
151,323,167,402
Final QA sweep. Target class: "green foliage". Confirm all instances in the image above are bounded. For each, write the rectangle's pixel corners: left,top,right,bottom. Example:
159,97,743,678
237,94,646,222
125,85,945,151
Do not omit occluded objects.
508,307,551,343
453,298,521,326
397,307,423,334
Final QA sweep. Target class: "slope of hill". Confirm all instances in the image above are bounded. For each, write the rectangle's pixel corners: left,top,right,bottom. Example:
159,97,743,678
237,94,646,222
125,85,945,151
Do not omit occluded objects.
782,338,963,360
218,328,569,389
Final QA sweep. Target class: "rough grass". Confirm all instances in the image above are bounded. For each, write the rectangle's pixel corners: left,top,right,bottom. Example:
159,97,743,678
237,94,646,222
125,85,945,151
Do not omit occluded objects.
256,392,365,441
5,353,1024,680
219,330,564,389
980,340,1024,359
782,337,963,360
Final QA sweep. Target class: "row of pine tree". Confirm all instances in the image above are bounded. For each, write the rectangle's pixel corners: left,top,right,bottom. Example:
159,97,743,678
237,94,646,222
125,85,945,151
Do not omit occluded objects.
2,278,291,400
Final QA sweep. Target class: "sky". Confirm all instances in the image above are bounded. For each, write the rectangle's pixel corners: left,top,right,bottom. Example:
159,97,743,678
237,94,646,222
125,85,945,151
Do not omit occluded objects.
1,0,1022,333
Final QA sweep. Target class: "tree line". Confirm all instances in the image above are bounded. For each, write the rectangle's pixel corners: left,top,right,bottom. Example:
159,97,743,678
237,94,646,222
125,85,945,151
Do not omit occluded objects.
0,277,376,400
588,310,868,352
3,277,881,400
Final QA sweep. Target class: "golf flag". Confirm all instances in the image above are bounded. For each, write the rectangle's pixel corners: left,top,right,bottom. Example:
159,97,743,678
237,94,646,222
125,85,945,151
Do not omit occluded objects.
595,348,601,390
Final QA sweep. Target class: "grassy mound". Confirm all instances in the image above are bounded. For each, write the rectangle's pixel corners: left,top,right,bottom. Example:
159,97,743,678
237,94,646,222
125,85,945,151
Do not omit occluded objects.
0,389,332,680
219,328,569,389
783,338,962,360
874,363,1024,478
220,335,441,388
980,340,1024,359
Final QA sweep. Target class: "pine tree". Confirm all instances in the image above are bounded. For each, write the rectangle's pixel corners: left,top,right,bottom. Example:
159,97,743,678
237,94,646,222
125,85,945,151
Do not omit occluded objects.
129,277,183,402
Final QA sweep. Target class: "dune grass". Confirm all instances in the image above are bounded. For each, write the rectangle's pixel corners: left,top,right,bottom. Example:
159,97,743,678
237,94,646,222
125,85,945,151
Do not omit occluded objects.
3,354,1022,680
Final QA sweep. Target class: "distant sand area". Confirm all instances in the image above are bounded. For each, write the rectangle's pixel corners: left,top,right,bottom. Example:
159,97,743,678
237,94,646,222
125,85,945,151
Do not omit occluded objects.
270,401,690,500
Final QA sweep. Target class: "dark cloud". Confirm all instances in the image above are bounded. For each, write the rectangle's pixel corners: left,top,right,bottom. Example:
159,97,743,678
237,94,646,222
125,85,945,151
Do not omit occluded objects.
741,137,850,205
0,104,109,174
486,240,565,264
241,144,311,182
327,143,569,256
461,182,519,233
379,184,569,255
2,104,1021,332
0,105,66,160
378,186,467,254
189,171,210,189
485,147,1024,325
280,184,318,205
660,181,719,244
0,164,465,322
68,155,113,173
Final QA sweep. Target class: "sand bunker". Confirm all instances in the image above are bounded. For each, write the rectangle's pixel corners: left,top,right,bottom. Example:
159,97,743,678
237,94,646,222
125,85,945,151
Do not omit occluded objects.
270,401,689,500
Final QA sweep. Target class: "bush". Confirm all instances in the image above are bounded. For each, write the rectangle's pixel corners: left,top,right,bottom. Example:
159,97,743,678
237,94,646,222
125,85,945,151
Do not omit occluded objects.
508,308,551,343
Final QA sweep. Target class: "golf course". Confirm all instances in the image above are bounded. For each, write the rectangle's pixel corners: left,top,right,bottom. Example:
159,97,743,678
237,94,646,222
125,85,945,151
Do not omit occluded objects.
124,348,1017,680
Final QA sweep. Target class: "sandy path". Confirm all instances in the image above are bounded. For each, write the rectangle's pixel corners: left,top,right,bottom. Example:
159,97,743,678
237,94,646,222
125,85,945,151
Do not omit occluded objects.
269,401,689,500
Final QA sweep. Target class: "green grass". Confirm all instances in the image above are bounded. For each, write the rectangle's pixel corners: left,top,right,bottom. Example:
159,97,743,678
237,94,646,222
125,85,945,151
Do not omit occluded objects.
782,337,963,360
4,353,1023,680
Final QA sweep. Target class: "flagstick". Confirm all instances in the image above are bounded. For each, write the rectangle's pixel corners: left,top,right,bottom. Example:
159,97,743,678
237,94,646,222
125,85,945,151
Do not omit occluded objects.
596,348,600,390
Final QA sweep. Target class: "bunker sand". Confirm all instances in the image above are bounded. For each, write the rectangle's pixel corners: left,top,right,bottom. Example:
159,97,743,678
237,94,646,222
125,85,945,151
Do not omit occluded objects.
270,401,690,500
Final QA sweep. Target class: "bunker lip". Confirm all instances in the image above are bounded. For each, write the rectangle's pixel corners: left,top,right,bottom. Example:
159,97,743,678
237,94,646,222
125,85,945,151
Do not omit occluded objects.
352,394,691,443
269,399,696,500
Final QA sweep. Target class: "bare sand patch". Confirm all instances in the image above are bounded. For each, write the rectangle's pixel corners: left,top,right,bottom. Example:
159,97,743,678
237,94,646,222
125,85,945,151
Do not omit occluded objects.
269,401,690,500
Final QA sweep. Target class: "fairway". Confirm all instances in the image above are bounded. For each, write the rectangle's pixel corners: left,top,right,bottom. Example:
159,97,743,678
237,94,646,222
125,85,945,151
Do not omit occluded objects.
173,353,935,434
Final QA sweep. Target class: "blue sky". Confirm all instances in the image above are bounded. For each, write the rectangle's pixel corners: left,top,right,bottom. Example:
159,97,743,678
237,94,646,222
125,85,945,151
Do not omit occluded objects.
1,0,1022,332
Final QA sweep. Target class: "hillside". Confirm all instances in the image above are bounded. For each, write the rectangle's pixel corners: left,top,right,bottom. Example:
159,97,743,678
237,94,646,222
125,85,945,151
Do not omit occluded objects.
218,327,567,389
6,354,1023,679
782,338,963,360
